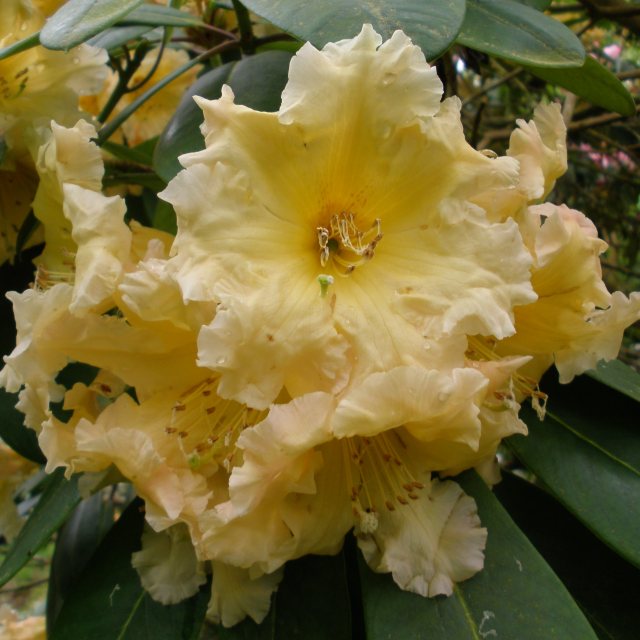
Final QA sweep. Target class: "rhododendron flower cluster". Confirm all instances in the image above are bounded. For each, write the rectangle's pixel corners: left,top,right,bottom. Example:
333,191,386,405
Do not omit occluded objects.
1,25,639,627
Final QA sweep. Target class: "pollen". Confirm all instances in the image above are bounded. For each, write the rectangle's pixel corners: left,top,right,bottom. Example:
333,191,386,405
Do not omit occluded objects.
316,211,382,276
165,377,267,471
343,431,428,531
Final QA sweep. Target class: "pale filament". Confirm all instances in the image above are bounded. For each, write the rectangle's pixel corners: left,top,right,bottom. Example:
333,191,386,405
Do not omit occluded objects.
317,212,382,276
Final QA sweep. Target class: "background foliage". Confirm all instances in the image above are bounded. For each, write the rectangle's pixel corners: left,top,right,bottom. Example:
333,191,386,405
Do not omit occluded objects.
1,1,639,638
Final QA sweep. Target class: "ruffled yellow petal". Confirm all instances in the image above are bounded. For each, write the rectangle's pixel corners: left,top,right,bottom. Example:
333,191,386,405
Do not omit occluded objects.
497,204,640,380
132,524,206,605
332,366,487,451
358,478,486,597
207,563,282,628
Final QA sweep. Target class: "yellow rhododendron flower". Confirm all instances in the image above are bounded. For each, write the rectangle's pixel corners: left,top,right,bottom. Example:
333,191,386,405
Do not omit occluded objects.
1,25,639,630
162,24,536,411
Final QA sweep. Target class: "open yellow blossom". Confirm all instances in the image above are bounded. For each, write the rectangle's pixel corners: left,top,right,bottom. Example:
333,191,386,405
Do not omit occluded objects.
472,103,640,384
162,24,536,411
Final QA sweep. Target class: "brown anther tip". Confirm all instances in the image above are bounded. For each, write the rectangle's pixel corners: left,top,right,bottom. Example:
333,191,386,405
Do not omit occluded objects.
202,390,212,396
165,427,177,434
402,483,414,492
412,481,425,490
178,431,188,438
100,384,112,394
385,500,396,511
173,403,186,412
397,496,408,505
408,493,419,500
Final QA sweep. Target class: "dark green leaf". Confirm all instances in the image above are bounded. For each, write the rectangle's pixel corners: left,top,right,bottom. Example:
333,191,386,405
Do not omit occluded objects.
0,32,40,62
14,210,40,257
358,470,597,639
87,25,155,52
495,472,640,640
40,0,145,51
152,200,177,235
153,51,292,182
274,553,352,639
50,499,209,640
120,4,204,28
458,0,584,67
528,56,635,116
0,389,45,464
47,491,116,629
586,358,640,403
507,372,640,567
0,469,80,587
241,0,466,60
514,0,551,9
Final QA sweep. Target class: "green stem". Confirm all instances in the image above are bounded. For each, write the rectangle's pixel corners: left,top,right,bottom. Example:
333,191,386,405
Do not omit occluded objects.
96,40,239,146
0,32,40,62
97,44,150,124
231,0,255,53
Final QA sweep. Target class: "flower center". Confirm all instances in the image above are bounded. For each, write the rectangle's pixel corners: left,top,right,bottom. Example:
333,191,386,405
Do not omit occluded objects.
165,377,267,472
343,431,426,534
316,211,382,276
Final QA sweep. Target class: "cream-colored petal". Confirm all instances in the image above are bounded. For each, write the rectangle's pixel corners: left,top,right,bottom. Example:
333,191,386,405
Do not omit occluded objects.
508,102,567,201
358,478,486,597
333,366,487,451
132,524,206,605
63,184,131,314
197,279,349,409
207,563,282,628
496,203,639,379
280,25,442,131
555,290,640,382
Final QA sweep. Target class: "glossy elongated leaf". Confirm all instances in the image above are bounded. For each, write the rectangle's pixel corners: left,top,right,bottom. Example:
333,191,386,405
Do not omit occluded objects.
529,55,635,116
495,472,640,640
211,548,353,639
515,0,551,9
50,500,209,640
120,4,204,28
358,470,597,639
153,51,292,182
40,0,144,51
241,0,466,60
0,469,80,587
458,0,584,67
47,492,116,629
586,358,640,403
507,372,640,567
274,553,352,639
